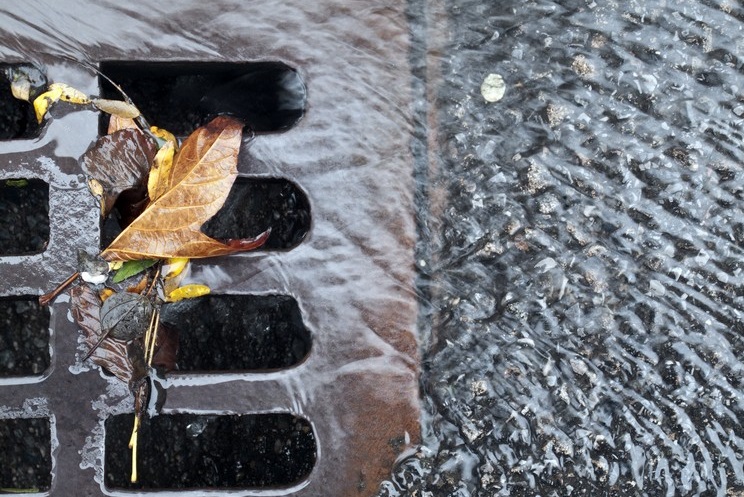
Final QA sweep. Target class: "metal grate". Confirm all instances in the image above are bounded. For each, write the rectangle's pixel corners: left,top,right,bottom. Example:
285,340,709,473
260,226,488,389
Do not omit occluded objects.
0,2,420,494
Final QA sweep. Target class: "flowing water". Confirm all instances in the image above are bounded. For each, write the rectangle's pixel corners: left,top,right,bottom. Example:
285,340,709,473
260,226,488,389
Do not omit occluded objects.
1,1,744,496
384,1,744,496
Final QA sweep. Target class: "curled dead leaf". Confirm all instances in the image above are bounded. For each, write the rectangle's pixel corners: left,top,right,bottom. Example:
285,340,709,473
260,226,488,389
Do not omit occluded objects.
147,140,174,202
108,115,139,134
166,283,210,302
81,128,157,217
92,98,141,119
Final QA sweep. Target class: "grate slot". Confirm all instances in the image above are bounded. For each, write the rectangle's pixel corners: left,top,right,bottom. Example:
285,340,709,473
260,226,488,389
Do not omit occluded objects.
0,297,50,378
161,294,311,372
0,64,44,140
0,179,49,256
203,178,311,250
98,61,306,136
0,417,52,491
104,413,316,490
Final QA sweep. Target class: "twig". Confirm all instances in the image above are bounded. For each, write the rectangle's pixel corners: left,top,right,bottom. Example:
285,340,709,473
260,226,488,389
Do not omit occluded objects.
146,308,160,366
39,272,79,306
128,414,140,482
60,55,155,136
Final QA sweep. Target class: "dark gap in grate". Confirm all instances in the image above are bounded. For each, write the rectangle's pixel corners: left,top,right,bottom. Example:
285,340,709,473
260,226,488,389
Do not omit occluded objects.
98,61,306,136
0,297,51,377
0,64,44,140
0,417,52,491
104,413,316,490
100,178,310,251
161,294,311,372
0,179,49,256
203,177,311,250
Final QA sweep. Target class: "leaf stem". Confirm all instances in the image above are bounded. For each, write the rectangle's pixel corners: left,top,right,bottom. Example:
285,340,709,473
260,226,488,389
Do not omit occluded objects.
145,264,162,297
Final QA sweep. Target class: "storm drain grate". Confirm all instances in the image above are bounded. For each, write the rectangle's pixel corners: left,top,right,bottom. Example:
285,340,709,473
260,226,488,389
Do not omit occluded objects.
0,2,420,495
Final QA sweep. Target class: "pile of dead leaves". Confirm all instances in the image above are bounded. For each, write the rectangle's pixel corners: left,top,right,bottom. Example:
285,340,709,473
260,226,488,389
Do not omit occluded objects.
11,70,269,483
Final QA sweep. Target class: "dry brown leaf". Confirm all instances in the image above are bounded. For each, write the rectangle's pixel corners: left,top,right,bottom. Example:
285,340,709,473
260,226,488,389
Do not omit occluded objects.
70,285,135,384
101,116,268,261
81,128,157,217
108,115,139,134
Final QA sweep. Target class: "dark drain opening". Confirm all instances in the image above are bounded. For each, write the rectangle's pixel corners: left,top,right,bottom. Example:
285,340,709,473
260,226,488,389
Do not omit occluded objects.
100,178,310,251
0,297,50,377
0,64,44,140
104,413,316,490
98,61,306,136
161,294,310,372
0,179,49,256
0,417,52,491
203,178,311,250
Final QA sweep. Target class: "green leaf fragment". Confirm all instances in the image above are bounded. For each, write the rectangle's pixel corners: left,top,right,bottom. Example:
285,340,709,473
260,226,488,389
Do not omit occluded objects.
112,259,157,283
4,179,28,188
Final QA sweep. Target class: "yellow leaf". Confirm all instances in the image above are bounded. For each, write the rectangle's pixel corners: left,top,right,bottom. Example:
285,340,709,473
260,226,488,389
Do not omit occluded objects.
49,83,90,104
33,86,62,123
163,258,189,279
92,98,141,119
147,141,175,202
108,261,124,271
151,126,178,150
87,178,105,215
98,287,115,302
166,284,210,302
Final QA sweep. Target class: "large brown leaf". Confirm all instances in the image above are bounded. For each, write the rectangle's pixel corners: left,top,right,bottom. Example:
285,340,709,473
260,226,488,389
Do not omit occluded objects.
101,116,268,261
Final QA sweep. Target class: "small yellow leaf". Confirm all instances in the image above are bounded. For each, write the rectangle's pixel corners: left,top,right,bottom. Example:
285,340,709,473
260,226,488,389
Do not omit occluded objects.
147,141,175,202
33,86,63,123
108,261,124,271
49,83,90,104
166,284,210,302
151,127,178,150
163,258,189,279
87,178,105,215
92,98,141,119
99,287,116,302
